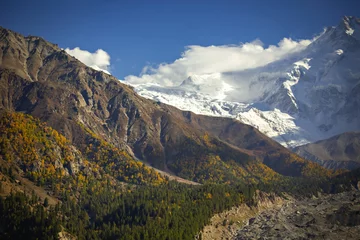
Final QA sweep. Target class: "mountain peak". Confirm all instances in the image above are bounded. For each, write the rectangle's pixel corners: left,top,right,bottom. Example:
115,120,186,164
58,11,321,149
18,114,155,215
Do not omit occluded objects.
180,75,203,87
339,16,360,38
342,16,359,24
180,73,223,87
134,16,360,148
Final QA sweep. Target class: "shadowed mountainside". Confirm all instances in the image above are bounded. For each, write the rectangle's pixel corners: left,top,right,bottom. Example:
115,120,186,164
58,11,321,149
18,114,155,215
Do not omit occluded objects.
294,132,360,170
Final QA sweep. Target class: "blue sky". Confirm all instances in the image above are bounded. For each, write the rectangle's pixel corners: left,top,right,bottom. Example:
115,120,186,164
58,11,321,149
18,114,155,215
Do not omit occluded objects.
1,0,359,79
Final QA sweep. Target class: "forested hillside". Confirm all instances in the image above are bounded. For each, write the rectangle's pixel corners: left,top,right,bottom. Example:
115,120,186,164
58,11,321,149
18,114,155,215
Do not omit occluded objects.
0,111,358,239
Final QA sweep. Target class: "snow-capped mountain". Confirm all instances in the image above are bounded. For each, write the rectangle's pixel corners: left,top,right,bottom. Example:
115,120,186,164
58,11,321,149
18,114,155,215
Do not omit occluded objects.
130,16,360,148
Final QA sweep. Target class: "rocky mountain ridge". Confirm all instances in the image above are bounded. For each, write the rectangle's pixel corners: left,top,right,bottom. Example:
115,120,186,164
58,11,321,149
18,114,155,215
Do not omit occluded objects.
0,26,331,184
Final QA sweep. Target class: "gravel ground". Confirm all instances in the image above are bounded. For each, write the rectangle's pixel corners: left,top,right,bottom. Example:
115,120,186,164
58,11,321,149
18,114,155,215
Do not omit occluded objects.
235,191,360,240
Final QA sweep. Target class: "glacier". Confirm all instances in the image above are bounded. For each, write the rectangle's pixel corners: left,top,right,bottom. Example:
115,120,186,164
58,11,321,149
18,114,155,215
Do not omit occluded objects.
125,16,360,148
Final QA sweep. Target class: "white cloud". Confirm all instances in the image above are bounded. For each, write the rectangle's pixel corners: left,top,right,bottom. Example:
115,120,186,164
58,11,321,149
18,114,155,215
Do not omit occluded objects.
65,47,111,74
125,38,313,86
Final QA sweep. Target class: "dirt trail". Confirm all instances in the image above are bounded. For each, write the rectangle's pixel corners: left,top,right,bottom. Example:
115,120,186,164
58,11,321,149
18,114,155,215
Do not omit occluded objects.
126,146,200,185
144,162,200,185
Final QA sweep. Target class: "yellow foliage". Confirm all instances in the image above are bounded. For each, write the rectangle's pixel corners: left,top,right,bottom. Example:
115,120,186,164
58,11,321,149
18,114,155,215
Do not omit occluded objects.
203,132,215,148
205,193,212,199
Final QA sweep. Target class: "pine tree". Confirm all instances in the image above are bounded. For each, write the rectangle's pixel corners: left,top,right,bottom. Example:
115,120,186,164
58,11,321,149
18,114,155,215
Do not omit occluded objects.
43,197,49,207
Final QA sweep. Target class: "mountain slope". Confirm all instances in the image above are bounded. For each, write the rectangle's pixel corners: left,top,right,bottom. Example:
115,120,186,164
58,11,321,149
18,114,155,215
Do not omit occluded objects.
0,110,165,186
0,26,332,183
132,16,360,148
293,132,360,170
0,110,251,240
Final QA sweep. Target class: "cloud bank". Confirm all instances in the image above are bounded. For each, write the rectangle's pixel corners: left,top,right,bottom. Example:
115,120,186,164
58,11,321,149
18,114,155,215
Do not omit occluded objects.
125,38,312,86
65,47,111,74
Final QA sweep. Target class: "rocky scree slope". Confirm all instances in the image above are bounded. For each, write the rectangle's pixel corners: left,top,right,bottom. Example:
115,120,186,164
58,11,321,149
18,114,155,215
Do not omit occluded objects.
235,190,360,240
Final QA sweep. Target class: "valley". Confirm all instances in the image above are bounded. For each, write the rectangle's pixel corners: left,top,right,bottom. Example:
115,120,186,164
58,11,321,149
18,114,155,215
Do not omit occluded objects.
0,14,359,240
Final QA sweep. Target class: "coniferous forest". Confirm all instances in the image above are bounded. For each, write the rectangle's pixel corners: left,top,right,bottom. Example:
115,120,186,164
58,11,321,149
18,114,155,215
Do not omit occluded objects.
1,169,359,240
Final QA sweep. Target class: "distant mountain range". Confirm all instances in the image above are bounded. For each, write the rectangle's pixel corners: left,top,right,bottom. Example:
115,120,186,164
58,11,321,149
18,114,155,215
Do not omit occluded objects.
132,16,360,150
0,25,331,185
